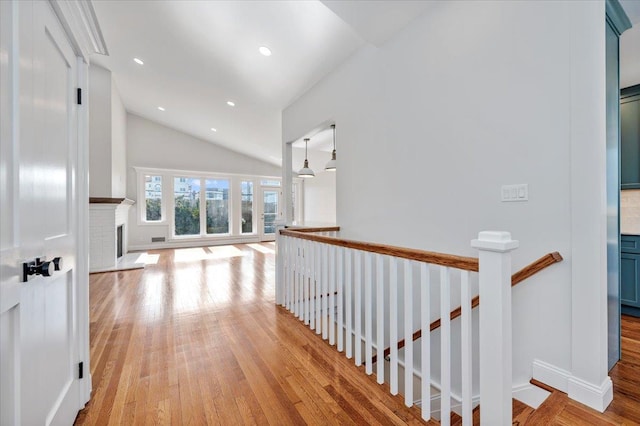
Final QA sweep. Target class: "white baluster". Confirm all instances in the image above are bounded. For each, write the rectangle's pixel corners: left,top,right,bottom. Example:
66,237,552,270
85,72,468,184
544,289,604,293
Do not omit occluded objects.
322,244,329,340
276,229,282,305
421,263,431,421
315,242,322,335
292,238,298,316
288,237,294,313
329,245,336,346
440,266,451,426
354,250,362,366
304,240,310,325
461,270,472,425
309,241,315,330
337,246,344,352
390,257,398,395
376,254,384,384
298,239,303,320
404,259,413,407
299,239,304,318
282,236,288,309
365,252,372,375
345,249,352,358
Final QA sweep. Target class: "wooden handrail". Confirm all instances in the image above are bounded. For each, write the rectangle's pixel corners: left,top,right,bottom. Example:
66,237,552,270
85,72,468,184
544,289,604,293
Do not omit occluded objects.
279,229,479,272
285,226,341,233
371,251,563,364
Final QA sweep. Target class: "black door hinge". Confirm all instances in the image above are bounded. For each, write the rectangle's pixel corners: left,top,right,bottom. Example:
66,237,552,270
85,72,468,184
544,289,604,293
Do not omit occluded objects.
77,88,82,105
79,361,84,379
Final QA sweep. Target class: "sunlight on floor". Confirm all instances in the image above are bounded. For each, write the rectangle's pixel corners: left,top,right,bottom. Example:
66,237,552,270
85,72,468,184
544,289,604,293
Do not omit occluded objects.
174,248,211,262
248,243,274,254
207,245,245,259
136,253,160,265
173,246,245,262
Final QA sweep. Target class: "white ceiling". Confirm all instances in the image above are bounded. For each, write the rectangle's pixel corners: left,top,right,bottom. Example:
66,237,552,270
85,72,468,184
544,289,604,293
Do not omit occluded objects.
91,0,432,166
91,0,640,165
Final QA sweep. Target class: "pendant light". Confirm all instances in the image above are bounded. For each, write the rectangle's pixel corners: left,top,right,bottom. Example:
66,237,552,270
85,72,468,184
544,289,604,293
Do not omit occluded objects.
325,124,336,171
298,138,315,178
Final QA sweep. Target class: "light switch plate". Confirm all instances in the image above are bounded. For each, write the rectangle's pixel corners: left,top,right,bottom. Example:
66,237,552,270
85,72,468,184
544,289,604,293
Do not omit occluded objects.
501,184,528,202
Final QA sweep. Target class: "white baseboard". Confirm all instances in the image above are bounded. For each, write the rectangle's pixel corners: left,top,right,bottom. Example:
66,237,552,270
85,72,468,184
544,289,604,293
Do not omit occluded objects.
532,359,571,392
568,376,613,413
129,235,273,251
512,383,551,409
532,358,613,413
417,393,480,420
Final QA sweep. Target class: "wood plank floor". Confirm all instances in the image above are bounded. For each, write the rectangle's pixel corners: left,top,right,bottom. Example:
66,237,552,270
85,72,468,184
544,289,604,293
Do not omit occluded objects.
74,244,432,425
75,244,640,425
504,315,640,425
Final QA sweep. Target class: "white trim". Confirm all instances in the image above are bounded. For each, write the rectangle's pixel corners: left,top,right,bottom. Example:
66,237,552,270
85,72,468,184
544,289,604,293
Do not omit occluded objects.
129,234,267,251
532,359,571,393
532,358,612,412
419,392,480,420
512,383,551,409
568,375,613,413
422,382,549,420
74,35,92,411
48,0,108,62
136,171,166,225
133,165,280,181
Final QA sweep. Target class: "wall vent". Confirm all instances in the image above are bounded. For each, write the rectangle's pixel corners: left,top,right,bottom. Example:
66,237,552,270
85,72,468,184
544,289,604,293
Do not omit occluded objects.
151,237,165,243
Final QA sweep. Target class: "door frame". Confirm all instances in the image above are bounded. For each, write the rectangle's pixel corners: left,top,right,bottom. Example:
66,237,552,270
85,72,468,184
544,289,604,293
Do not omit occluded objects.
38,0,107,410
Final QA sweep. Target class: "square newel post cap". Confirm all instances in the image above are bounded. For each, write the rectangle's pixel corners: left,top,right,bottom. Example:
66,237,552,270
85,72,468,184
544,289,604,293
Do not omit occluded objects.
471,231,519,252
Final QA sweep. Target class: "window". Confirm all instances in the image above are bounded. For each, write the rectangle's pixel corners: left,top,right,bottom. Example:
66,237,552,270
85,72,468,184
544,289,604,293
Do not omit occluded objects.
260,179,281,187
144,175,162,221
174,177,200,235
241,181,253,234
205,179,229,234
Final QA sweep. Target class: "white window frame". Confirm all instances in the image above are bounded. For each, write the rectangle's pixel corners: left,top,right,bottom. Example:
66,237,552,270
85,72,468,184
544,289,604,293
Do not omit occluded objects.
203,177,232,237
240,179,256,235
134,166,280,242
137,169,167,225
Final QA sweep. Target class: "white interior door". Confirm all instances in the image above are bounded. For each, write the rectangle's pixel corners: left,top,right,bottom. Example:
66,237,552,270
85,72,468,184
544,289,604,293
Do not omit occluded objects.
259,186,283,241
1,1,83,424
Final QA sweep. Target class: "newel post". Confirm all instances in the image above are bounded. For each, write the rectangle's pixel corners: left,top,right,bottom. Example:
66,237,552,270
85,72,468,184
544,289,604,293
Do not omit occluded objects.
471,231,519,425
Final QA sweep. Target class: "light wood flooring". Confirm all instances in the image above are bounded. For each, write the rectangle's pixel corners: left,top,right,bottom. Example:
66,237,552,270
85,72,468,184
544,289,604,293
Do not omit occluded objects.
75,244,640,425
74,244,430,425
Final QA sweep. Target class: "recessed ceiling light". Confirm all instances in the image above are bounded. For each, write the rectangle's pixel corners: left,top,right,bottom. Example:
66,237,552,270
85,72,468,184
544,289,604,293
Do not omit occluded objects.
227,101,235,107
134,58,144,65
157,106,165,111
259,46,272,57
211,127,217,132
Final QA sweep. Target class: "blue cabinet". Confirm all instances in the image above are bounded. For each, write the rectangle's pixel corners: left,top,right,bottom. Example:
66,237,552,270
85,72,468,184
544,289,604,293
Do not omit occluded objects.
621,235,640,316
621,85,640,189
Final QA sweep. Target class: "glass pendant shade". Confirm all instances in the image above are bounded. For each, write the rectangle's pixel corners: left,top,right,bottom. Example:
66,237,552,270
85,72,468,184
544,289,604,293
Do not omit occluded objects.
298,138,315,178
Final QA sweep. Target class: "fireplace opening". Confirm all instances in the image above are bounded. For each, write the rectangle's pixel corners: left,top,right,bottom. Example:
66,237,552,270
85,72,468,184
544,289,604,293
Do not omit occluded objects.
117,225,123,259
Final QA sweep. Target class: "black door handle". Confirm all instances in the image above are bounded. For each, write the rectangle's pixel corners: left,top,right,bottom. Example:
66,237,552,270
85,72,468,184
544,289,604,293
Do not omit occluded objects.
22,257,60,282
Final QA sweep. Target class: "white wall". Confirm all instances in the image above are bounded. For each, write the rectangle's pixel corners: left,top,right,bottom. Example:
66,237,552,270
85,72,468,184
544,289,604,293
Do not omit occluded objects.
111,79,127,197
283,0,608,408
88,64,127,198
292,147,336,224
89,65,112,197
126,114,281,249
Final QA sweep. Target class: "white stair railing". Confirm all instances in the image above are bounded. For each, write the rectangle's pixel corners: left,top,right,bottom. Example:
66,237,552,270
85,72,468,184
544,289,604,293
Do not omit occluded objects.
276,227,518,425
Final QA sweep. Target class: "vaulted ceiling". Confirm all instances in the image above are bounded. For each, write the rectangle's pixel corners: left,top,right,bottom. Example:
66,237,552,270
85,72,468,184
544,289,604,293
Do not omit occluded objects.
91,1,435,164
92,1,640,165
